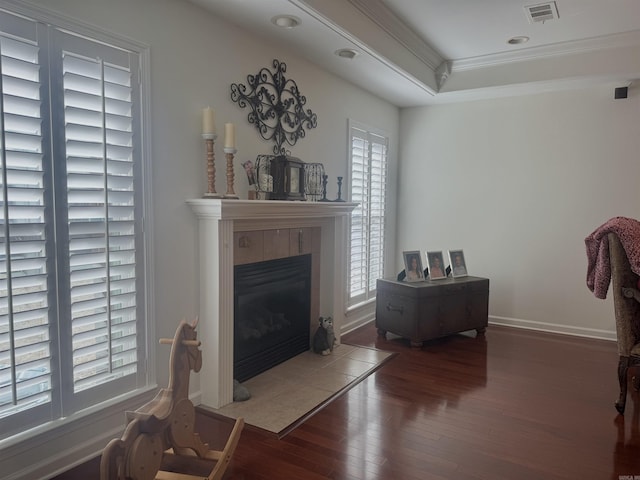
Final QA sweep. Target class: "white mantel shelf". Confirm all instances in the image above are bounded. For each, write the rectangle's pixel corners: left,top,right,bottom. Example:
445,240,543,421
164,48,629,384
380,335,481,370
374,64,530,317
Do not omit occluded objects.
186,198,358,219
187,199,357,409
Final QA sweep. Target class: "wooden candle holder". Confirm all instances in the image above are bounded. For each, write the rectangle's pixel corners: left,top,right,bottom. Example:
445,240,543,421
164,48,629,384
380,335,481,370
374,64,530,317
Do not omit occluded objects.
223,147,238,199
203,134,222,198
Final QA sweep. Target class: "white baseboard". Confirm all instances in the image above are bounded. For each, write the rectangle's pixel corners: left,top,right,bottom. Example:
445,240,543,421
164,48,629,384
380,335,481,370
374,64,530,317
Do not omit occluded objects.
489,315,616,341
341,315,373,336
345,311,617,342
341,301,376,337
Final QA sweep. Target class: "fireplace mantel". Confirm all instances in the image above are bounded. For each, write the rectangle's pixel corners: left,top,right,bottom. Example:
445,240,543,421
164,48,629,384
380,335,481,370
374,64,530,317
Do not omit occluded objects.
187,199,357,408
188,198,357,220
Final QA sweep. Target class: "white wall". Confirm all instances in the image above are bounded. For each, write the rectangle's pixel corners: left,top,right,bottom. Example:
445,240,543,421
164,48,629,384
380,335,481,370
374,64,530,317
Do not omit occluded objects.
398,86,640,338
25,0,400,383
3,1,399,478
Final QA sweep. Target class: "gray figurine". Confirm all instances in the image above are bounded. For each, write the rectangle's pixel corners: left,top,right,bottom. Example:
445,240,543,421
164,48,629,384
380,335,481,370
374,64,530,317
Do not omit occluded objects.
312,316,335,355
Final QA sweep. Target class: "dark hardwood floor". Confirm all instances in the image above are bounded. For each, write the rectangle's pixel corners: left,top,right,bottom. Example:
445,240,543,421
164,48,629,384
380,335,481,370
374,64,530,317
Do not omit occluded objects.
54,323,639,480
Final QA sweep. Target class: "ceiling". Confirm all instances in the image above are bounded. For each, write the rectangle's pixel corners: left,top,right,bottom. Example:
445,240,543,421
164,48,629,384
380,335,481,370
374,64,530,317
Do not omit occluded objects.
189,0,640,107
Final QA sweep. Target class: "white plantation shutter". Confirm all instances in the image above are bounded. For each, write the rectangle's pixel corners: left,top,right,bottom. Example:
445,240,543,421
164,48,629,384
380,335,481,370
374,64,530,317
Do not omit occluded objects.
0,16,53,425
60,40,139,395
348,124,387,305
368,136,386,289
349,134,366,298
0,8,147,438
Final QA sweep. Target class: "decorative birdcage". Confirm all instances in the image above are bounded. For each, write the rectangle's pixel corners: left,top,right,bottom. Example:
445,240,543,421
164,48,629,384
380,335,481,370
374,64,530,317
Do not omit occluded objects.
255,155,274,200
304,163,325,202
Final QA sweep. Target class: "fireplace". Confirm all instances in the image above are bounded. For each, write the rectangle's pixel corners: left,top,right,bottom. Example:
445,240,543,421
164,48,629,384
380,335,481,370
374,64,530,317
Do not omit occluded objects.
234,254,311,381
187,199,357,408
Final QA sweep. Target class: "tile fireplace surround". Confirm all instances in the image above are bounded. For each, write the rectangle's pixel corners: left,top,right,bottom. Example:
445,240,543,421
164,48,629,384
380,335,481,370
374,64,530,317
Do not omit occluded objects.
187,199,357,409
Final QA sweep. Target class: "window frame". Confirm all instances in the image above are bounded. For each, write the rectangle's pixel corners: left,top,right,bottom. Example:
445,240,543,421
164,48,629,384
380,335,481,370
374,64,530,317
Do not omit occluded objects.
347,119,389,308
0,0,155,451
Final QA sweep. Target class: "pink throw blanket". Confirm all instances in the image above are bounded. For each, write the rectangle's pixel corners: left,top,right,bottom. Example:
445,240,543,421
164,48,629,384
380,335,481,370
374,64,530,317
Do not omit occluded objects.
585,216,640,299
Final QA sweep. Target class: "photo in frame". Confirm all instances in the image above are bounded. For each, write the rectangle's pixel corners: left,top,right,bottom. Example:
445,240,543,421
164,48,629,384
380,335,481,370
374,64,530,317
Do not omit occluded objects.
403,250,425,282
426,251,446,280
448,249,468,277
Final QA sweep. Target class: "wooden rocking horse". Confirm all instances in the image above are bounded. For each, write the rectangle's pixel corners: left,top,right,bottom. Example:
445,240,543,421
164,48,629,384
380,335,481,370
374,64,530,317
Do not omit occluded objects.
100,318,244,480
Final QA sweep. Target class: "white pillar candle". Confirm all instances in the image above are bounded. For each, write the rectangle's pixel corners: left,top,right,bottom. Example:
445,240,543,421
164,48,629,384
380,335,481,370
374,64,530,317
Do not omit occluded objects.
202,107,216,135
224,123,236,148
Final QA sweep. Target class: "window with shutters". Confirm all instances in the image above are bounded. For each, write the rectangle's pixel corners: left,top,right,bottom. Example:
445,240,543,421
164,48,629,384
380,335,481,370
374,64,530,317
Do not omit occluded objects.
348,122,388,306
0,7,148,440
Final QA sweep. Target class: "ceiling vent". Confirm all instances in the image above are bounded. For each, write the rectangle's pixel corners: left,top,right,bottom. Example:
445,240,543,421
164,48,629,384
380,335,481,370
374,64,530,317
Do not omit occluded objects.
525,2,559,23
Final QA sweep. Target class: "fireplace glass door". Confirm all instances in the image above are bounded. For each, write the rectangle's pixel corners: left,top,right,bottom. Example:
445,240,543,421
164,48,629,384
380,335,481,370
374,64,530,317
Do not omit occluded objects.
234,254,311,382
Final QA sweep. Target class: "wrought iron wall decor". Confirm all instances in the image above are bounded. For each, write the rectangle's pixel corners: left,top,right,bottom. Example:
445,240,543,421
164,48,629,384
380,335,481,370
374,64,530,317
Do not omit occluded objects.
230,59,318,155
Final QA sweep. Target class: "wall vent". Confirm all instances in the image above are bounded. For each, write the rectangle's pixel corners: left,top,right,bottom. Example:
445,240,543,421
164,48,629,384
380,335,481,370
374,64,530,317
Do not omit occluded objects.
525,2,559,23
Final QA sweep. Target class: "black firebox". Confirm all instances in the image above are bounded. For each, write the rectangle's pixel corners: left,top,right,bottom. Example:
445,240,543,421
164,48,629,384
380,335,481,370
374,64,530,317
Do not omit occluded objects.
233,254,311,382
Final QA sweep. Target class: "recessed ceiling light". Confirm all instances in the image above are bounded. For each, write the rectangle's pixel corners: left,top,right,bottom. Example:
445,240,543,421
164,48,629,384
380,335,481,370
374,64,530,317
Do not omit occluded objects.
335,48,359,59
271,15,301,29
508,36,530,45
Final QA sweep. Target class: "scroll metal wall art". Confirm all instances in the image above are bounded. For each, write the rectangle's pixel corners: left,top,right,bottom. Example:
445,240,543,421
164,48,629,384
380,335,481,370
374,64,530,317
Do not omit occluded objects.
230,59,318,155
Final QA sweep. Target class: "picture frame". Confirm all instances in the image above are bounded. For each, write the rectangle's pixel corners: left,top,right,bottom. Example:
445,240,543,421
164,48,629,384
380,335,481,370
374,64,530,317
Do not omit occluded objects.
448,249,468,278
242,159,256,186
403,250,424,282
426,250,446,280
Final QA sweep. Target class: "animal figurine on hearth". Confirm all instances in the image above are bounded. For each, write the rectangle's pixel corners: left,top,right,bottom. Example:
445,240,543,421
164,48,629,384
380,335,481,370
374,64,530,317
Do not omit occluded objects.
312,316,336,355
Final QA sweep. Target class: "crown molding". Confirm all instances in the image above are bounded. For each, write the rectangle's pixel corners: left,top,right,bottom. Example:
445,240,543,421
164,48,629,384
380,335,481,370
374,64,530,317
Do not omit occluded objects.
452,29,640,73
346,0,443,71
289,0,437,97
435,61,451,91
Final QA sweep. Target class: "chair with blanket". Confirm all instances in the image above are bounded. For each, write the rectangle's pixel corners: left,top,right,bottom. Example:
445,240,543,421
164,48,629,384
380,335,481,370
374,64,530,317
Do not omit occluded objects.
608,232,640,414
585,216,640,414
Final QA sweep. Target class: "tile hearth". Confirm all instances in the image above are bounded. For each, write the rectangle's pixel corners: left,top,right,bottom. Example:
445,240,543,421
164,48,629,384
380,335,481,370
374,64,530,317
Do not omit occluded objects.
201,344,393,434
